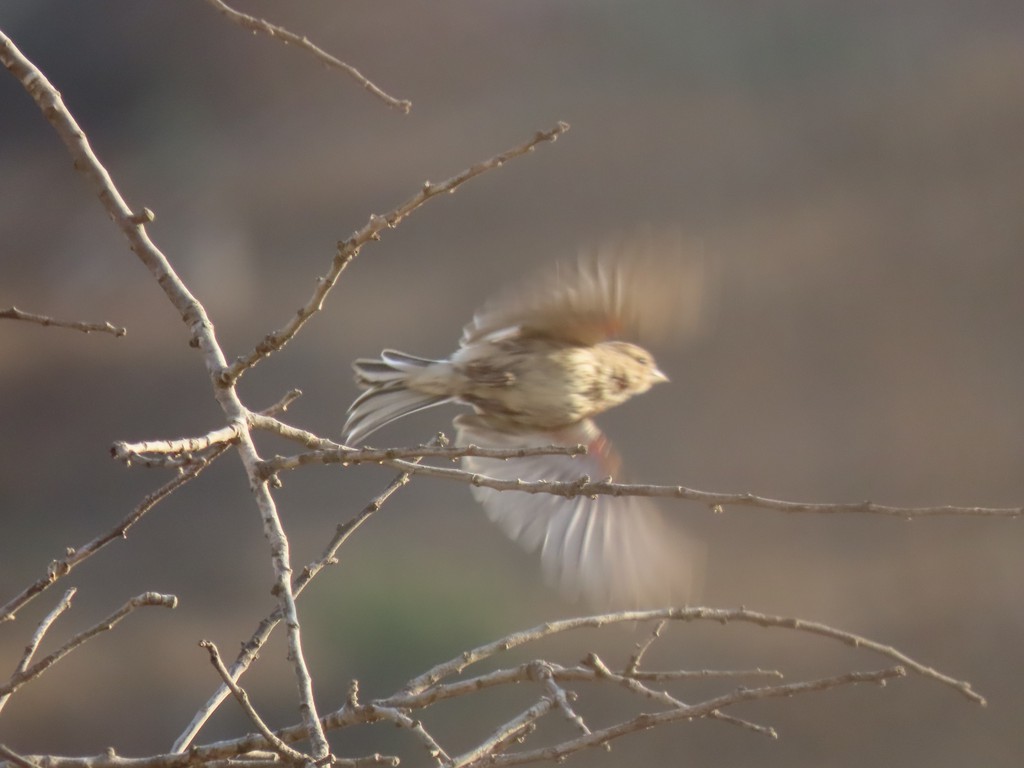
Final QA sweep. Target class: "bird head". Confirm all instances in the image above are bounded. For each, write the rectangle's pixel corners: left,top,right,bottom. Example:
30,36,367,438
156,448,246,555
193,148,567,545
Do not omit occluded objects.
601,341,669,396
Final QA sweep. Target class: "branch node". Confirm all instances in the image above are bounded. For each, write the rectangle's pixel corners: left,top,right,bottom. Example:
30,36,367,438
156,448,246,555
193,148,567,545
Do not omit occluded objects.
128,207,155,225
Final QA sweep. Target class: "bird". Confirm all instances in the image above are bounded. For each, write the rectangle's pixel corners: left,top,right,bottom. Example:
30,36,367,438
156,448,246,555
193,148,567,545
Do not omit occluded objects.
343,229,707,608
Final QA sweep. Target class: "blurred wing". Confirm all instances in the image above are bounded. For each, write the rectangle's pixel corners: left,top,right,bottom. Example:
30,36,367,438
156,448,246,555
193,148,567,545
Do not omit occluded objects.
461,228,709,347
454,414,703,609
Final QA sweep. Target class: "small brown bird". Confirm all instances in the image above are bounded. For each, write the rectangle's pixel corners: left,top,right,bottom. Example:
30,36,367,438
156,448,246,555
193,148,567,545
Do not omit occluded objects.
344,230,707,607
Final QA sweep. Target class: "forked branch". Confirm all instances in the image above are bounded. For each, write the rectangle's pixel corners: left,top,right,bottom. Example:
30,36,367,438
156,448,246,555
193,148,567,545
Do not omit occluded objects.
223,121,570,382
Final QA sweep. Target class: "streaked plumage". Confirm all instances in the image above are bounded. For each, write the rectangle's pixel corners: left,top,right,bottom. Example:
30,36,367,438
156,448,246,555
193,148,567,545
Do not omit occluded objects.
344,229,707,607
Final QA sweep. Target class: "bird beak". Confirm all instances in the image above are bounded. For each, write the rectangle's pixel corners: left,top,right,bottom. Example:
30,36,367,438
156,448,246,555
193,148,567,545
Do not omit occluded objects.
653,367,669,383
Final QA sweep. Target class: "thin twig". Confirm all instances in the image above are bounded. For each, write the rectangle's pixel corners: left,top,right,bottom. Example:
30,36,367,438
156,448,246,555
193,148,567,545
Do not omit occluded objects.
265,388,304,415
258,442,587,478
108,391,302,469
27,662,902,768
0,31,208,343
378,660,777,712
0,306,125,337
582,653,775,738
381,456,1023,518
117,415,584,474
0,449,225,624
204,0,411,112
447,699,555,768
2,390,294,624
111,426,241,467
200,640,312,764
365,705,449,764
529,662,590,736
245,418,1022,519
2,32,331,755
246,415,1023,524
402,608,985,705
611,622,780,735
470,668,906,768
624,668,783,682
625,619,666,675
134,650,907,768
0,589,76,715
12,747,398,768
247,414,326,448
0,593,177,698
172,464,418,752
224,121,570,383
378,658,774,739
197,759,396,768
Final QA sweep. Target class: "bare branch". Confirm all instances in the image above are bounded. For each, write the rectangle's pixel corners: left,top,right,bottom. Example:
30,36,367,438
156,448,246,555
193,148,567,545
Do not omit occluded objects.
378,455,1023,519
203,0,411,113
224,121,570,383
253,495,328,757
22,657,904,768
44,604,932,768
258,442,587,478
582,653,776,739
12,746,398,768
363,705,449,764
111,427,241,468
0,30,215,350
0,745,41,768
117,413,1022,519
402,608,985,705
172,663,903,768
265,388,304,415
2,30,334,752
447,699,555,768
242,420,1022,519
0,449,224,624
471,667,906,768
199,640,311,765
247,414,324,447
378,657,775,740
0,306,125,337
624,667,783,682
172,464,417,752
110,392,302,469
527,662,590,737
625,618,665,675
123,415,582,475
376,660,777,713
0,589,76,716
0,593,177,699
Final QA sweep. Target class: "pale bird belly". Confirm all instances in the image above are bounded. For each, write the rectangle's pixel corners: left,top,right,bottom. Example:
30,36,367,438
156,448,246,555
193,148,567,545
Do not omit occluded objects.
460,346,602,429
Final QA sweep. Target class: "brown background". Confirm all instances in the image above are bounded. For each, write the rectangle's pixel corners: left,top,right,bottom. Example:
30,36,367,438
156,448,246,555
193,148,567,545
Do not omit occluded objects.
1,1,1022,765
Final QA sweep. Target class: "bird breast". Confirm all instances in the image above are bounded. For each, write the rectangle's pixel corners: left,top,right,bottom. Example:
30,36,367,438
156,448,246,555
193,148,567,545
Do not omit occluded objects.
404,339,638,430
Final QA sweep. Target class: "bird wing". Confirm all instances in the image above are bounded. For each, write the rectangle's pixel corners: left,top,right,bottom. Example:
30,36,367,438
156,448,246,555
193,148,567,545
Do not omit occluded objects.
454,414,703,609
460,228,710,347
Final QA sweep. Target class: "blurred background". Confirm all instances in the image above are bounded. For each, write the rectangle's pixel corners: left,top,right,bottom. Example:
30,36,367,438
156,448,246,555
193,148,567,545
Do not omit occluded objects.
1,1,1022,764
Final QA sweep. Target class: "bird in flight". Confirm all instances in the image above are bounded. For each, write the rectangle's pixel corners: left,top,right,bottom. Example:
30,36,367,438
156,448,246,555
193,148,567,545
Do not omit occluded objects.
344,230,708,608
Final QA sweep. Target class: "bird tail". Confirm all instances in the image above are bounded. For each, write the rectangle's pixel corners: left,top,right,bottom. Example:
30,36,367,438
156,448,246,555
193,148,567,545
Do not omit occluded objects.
343,349,453,444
